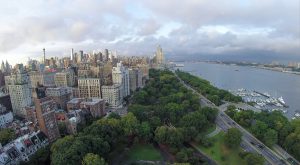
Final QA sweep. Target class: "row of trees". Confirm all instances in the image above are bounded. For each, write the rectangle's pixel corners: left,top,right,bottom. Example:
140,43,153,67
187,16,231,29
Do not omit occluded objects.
175,70,242,105
226,105,300,161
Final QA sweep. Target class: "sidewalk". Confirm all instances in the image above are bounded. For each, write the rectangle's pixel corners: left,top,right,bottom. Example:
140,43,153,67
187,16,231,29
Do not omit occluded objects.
207,126,221,138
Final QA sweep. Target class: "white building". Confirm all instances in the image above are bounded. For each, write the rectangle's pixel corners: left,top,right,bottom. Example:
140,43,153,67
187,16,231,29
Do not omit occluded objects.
5,64,32,117
112,62,130,98
102,84,122,108
54,69,75,87
78,78,101,99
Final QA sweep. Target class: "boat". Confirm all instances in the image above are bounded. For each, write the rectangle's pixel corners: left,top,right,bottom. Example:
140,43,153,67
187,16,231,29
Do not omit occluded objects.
175,64,184,67
278,96,285,104
263,92,271,97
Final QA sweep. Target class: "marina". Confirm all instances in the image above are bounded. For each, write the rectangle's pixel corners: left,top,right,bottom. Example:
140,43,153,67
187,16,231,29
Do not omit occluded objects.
179,61,300,119
230,88,290,114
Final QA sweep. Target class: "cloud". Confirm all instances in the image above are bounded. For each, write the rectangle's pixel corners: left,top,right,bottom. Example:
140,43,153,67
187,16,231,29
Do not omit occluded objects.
0,0,299,64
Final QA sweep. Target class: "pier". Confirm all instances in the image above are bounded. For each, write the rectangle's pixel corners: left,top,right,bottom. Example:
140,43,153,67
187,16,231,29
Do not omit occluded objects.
253,90,269,98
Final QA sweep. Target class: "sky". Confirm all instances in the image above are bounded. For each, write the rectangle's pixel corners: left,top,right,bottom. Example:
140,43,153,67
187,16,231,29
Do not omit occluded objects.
0,0,299,64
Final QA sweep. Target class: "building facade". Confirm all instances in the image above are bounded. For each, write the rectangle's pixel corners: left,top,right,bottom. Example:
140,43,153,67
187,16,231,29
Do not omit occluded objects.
112,62,130,98
45,87,72,110
78,78,101,99
5,64,32,117
54,69,75,87
34,97,60,142
129,68,143,92
101,84,122,108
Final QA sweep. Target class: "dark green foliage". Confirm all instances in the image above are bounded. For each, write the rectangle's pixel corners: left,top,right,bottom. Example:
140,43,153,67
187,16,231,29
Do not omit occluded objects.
226,108,300,161
175,69,242,105
154,126,183,147
107,112,121,119
82,153,107,165
23,146,50,165
244,153,265,165
224,128,242,148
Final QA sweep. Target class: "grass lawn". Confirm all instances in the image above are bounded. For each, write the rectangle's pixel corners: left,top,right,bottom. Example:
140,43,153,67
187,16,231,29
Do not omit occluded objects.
127,144,163,162
197,132,246,165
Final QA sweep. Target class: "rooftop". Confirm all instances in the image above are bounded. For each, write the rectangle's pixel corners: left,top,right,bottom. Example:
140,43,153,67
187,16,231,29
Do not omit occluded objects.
80,98,104,106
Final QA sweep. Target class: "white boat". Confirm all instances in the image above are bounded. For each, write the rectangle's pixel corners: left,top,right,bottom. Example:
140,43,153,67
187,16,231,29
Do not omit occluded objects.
263,92,271,97
175,64,185,67
275,102,283,107
278,96,285,105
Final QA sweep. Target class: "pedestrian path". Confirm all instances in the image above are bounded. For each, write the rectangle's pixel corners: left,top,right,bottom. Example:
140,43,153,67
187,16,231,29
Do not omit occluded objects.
207,126,221,137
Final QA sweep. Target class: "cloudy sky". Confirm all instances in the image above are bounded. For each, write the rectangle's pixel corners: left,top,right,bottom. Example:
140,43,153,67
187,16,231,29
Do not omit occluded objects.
0,0,299,64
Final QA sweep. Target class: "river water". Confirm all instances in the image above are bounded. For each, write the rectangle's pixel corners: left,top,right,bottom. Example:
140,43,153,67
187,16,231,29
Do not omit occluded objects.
179,62,300,119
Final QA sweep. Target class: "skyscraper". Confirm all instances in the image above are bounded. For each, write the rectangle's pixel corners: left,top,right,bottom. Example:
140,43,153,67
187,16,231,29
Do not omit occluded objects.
104,49,109,61
112,62,130,98
155,45,164,64
43,48,46,65
71,48,74,61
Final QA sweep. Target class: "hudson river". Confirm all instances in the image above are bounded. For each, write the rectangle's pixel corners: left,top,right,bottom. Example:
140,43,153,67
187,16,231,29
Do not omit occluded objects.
179,61,300,119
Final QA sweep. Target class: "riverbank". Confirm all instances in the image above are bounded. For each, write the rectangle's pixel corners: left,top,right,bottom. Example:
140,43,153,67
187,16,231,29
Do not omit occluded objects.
177,61,300,119
204,61,300,76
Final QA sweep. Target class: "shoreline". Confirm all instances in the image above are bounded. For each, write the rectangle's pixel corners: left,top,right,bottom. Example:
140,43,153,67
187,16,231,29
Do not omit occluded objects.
179,61,300,76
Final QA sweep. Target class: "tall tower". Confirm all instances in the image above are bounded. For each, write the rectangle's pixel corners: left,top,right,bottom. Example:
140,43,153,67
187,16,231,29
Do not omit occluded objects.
155,45,164,64
43,48,46,65
71,48,74,61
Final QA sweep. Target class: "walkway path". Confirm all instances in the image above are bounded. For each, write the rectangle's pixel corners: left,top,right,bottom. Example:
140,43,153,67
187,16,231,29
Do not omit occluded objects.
207,126,221,138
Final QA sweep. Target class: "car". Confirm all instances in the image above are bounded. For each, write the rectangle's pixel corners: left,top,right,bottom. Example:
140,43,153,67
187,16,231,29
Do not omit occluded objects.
258,144,264,149
250,141,255,145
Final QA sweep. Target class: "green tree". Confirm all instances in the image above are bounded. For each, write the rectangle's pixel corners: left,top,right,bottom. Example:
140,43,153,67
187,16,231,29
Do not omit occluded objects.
26,146,50,165
244,153,264,165
154,126,183,147
121,112,139,136
251,121,268,140
263,129,278,146
0,128,15,145
224,128,242,148
58,122,68,136
107,112,121,119
176,150,188,162
138,121,152,141
82,153,107,165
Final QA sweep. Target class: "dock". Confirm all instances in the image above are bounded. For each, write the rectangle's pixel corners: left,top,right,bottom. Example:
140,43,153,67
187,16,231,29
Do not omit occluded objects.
253,91,289,108
253,91,270,98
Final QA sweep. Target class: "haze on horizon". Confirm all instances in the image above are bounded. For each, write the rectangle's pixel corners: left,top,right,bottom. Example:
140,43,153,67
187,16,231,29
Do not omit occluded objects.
0,0,299,64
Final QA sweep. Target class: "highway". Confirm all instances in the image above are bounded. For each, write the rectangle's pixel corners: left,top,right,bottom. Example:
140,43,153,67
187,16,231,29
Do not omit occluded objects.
173,71,299,165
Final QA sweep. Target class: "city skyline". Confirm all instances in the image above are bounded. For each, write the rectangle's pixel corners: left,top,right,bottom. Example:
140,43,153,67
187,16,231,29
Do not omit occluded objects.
0,0,299,65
